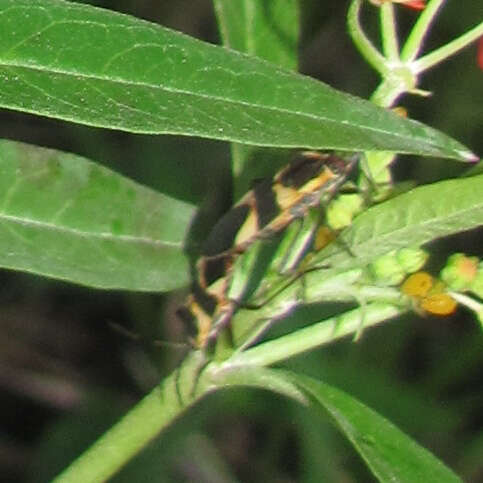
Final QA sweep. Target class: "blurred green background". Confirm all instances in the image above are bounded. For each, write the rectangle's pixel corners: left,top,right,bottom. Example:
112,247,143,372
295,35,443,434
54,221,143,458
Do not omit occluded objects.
0,1,481,482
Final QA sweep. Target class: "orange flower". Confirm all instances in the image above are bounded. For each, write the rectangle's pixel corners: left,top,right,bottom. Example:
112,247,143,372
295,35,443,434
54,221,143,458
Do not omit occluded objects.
402,0,426,10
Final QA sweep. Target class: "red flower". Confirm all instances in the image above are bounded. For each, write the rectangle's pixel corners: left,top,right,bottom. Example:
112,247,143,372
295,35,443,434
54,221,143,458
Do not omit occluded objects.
369,0,426,10
402,1,426,10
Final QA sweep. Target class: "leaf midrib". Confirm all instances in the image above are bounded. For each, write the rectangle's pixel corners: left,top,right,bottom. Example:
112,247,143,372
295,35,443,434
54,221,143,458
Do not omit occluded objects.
0,212,179,247
353,193,483,248
3,61,440,148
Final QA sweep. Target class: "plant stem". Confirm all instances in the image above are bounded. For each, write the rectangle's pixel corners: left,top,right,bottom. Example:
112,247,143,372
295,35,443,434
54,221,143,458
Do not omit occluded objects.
229,303,403,368
53,352,209,483
231,264,402,348
413,21,483,73
370,78,406,107
380,3,399,61
348,0,389,75
450,292,483,315
401,0,445,62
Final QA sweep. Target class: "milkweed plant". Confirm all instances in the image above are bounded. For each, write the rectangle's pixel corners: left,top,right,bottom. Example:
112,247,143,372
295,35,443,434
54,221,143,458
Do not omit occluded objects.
0,1,481,481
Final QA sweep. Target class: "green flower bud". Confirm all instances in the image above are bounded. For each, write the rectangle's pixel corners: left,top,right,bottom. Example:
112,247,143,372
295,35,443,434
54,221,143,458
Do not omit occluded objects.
369,250,405,286
327,194,364,230
396,248,429,274
441,253,479,291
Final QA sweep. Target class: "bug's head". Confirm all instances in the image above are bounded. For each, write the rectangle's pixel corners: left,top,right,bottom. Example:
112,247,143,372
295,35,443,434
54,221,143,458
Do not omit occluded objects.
324,153,360,178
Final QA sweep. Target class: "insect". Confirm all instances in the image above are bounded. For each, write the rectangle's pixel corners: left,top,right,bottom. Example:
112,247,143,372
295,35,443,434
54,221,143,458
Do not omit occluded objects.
400,271,457,316
196,152,359,297
200,152,358,262
178,151,360,350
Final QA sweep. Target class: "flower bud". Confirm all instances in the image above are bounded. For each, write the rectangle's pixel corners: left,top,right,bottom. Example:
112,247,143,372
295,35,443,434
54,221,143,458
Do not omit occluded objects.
441,253,478,291
370,250,405,286
396,248,428,274
327,194,364,230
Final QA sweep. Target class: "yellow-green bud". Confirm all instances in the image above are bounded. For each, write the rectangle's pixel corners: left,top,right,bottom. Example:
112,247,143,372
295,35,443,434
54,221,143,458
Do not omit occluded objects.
396,248,429,274
369,250,405,286
441,253,479,291
327,194,364,230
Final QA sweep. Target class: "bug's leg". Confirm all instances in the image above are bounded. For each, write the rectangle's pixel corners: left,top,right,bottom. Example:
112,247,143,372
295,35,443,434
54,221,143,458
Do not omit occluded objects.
236,301,299,352
108,321,190,353
243,211,325,310
240,266,313,351
201,236,283,352
204,302,237,353
277,209,322,275
228,236,283,306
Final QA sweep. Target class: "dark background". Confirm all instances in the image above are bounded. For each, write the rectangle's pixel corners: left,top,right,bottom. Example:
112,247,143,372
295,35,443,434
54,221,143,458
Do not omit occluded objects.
0,1,481,482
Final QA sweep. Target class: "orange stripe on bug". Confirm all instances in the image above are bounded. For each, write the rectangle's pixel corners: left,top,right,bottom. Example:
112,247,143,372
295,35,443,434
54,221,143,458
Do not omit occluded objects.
314,226,337,252
181,151,360,349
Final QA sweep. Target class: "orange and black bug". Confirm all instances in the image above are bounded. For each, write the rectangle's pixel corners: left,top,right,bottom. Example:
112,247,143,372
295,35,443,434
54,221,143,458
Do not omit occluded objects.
179,151,360,349
201,152,359,261
177,275,233,348
197,152,359,288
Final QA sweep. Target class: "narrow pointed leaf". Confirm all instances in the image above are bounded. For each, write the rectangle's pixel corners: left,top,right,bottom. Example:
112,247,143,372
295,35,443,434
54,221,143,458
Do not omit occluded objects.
0,0,474,160
210,365,308,405
0,140,194,290
316,174,483,269
290,372,461,482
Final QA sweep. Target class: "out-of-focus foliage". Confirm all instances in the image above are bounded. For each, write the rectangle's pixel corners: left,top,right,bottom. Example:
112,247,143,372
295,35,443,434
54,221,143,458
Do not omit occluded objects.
0,1,480,482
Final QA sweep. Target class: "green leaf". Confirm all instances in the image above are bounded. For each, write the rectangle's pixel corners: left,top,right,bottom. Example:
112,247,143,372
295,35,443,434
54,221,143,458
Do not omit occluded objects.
213,0,301,197
0,0,474,160
0,139,194,291
290,372,461,482
210,364,308,405
226,174,483,358
213,0,299,70
316,174,483,270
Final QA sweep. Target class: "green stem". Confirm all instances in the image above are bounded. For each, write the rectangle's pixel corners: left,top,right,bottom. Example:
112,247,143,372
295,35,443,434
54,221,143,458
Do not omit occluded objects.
232,264,401,346
413,21,483,73
230,143,247,183
401,0,445,62
53,352,209,483
370,78,406,107
380,3,400,61
230,303,403,368
348,0,389,75
450,292,483,315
